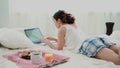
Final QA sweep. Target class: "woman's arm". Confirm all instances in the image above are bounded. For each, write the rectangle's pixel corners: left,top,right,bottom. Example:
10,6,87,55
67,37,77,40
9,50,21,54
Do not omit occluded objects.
46,36,58,42
40,26,66,50
56,26,66,50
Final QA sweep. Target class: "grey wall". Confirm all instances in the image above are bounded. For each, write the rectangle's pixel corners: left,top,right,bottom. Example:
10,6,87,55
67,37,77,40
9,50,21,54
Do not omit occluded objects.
0,0,9,27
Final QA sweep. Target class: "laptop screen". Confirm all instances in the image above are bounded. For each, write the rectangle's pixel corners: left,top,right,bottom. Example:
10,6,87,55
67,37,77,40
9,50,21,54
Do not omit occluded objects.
24,28,44,44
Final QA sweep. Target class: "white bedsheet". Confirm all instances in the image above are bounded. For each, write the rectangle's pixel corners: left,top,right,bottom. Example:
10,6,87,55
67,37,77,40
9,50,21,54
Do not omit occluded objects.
0,43,120,68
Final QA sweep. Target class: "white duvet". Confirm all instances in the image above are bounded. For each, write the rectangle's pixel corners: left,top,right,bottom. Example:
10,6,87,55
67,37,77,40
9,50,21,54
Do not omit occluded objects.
0,29,120,68
0,43,120,68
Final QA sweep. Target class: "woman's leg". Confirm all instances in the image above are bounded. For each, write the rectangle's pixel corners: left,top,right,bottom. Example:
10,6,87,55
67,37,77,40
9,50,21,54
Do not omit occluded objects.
95,47,120,65
109,45,120,54
99,37,118,53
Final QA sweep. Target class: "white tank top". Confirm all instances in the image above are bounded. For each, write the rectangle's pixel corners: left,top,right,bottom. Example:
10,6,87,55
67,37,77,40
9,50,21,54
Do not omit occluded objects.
64,25,88,53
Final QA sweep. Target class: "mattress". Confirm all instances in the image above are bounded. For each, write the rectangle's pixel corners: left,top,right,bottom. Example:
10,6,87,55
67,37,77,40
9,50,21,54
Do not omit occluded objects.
0,43,120,68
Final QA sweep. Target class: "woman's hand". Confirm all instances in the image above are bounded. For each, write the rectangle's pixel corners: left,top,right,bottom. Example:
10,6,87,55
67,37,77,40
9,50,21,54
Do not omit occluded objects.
40,38,50,44
40,38,57,49
46,36,57,41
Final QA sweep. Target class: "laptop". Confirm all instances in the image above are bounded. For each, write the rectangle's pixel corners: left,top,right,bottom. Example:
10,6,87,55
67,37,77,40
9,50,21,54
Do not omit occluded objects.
24,28,44,44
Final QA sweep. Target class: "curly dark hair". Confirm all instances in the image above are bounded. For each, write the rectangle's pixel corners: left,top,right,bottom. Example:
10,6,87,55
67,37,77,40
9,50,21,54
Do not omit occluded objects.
53,10,75,24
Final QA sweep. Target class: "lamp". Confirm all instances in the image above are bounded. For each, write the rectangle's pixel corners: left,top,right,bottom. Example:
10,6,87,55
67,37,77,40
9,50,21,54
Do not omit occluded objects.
106,22,114,35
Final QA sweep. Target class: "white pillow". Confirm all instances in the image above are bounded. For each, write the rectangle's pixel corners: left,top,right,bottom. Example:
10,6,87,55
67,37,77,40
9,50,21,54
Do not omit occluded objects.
111,30,120,40
0,29,34,49
110,30,120,45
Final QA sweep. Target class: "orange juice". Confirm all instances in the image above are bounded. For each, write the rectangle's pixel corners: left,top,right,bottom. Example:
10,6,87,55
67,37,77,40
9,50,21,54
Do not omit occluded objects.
44,53,53,61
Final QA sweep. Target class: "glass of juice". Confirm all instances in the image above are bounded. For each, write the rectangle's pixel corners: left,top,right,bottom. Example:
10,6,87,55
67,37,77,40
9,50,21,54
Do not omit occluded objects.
44,53,54,61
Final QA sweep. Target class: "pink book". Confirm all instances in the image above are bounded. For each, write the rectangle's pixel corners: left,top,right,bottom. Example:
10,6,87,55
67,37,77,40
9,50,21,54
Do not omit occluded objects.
3,50,69,68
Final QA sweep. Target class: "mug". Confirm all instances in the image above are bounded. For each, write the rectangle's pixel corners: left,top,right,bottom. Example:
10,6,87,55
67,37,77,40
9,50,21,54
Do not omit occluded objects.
30,52,42,64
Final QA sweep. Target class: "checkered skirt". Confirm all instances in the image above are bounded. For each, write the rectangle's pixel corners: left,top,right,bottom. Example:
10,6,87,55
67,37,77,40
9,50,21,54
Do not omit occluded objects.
79,37,116,57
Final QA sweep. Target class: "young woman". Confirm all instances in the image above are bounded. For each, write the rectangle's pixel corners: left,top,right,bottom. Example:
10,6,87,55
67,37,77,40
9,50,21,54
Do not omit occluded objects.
40,10,120,65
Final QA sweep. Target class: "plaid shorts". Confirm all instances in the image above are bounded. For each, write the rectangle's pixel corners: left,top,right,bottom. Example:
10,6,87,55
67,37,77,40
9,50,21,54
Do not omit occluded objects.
79,37,116,57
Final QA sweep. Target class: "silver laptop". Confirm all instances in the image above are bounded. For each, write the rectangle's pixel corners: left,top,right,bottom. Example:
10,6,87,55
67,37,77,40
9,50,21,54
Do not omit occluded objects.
24,28,44,44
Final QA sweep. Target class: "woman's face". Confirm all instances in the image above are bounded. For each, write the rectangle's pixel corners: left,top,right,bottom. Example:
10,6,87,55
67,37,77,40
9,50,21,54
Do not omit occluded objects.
53,19,62,29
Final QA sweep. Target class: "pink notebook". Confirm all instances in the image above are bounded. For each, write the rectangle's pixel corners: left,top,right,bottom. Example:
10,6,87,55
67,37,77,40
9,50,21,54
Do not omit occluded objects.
3,50,69,68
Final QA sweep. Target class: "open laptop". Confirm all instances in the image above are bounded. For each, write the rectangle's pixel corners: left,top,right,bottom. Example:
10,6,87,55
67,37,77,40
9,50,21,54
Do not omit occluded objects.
24,28,44,44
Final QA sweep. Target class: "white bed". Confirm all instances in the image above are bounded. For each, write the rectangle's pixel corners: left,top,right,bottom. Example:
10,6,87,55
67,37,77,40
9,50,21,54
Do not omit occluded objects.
0,28,120,68
0,44,120,68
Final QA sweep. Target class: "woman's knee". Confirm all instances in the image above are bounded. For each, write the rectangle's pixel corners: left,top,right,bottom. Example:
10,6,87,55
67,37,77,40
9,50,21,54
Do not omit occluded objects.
112,58,120,65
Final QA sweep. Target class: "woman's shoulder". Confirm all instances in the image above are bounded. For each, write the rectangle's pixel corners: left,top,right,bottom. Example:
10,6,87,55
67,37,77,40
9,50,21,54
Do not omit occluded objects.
58,25,66,33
